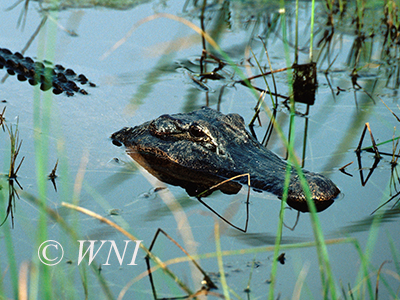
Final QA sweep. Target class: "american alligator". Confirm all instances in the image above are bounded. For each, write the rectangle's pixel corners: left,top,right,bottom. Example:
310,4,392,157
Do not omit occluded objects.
0,48,95,96
111,107,340,212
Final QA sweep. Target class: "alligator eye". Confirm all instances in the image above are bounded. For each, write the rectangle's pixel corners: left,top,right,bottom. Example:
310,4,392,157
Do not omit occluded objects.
189,124,206,138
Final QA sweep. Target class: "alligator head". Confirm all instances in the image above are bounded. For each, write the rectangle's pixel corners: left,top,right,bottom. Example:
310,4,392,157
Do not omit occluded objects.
111,107,340,212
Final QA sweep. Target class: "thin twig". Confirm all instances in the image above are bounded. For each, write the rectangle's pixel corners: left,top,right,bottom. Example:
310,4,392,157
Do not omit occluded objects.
196,173,251,232
339,161,354,177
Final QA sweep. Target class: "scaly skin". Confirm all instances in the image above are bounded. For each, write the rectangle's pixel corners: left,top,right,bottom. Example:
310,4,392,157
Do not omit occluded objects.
111,107,340,212
0,48,95,96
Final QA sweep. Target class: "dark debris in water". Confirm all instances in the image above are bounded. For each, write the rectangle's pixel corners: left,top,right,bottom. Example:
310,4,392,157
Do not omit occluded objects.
48,159,59,192
292,62,317,106
0,48,95,96
277,253,286,265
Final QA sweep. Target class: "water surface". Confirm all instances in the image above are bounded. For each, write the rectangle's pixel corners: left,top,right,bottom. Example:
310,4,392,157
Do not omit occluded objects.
0,0,399,299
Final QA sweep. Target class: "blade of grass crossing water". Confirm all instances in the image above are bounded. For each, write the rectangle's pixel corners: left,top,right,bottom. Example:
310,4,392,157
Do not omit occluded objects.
250,49,275,108
291,153,337,299
270,1,336,297
309,0,316,61
388,234,400,275
294,0,299,64
28,261,39,300
32,13,58,299
354,204,391,298
215,222,230,300
261,83,338,297
268,156,292,300
287,1,336,297
2,215,19,298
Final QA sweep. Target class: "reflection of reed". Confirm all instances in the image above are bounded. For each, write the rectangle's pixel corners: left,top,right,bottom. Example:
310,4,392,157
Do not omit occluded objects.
331,208,400,235
0,106,5,131
355,110,400,213
355,123,381,187
0,115,25,228
145,228,218,299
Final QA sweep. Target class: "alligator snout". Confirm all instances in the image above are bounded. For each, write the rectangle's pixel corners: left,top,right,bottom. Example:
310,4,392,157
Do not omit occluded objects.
286,172,340,212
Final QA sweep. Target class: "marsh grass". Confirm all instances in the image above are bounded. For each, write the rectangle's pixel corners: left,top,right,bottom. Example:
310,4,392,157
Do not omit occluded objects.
0,121,25,229
355,99,400,213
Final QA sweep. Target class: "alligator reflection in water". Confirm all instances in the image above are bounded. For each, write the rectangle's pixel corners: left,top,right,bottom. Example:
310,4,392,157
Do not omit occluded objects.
111,107,340,213
0,48,95,96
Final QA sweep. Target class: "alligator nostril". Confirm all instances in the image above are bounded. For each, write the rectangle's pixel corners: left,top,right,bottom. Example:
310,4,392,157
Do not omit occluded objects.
112,139,123,147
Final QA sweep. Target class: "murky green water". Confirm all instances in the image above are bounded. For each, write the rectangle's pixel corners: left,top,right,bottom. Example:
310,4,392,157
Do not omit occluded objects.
1,0,399,299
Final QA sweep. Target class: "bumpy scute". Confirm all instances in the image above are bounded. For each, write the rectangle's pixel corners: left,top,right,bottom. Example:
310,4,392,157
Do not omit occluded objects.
0,48,95,96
